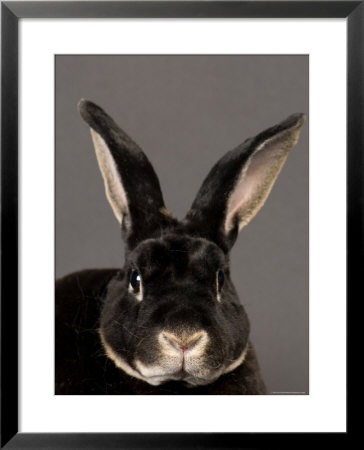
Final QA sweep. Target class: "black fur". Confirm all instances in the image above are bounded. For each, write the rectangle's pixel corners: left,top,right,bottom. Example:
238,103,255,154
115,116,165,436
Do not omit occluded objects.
56,101,305,395
56,269,265,395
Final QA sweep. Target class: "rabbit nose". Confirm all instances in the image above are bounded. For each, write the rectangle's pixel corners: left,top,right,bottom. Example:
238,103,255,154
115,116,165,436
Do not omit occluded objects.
162,330,204,353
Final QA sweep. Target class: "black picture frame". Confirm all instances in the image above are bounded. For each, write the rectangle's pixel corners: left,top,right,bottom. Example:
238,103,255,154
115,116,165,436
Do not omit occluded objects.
1,1,358,448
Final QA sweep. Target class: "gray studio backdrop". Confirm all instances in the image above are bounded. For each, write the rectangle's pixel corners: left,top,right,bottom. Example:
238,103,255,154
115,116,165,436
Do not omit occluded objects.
56,55,309,394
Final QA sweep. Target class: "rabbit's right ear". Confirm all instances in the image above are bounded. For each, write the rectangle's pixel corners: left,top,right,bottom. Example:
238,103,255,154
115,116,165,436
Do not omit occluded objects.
184,114,306,251
78,100,174,249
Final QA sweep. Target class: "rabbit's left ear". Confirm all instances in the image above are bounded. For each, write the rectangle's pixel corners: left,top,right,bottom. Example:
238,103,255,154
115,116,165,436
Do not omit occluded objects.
184,113,306,250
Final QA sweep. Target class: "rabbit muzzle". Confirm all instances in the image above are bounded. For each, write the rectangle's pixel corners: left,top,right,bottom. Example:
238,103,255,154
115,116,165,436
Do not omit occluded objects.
133,329,213,386
100,322,241,386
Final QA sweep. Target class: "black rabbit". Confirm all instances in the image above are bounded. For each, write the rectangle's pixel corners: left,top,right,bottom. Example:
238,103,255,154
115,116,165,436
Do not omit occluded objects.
55,100,305,395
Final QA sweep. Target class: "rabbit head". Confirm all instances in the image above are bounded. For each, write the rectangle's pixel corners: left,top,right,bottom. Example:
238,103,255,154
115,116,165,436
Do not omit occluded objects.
79,100,305,387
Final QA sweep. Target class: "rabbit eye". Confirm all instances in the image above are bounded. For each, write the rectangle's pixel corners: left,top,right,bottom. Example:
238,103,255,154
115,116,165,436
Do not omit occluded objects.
130,270,141,293
217,270,224,290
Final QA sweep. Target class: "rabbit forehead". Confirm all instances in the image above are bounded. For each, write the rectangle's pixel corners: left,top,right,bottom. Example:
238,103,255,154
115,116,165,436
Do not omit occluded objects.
129,234,227,274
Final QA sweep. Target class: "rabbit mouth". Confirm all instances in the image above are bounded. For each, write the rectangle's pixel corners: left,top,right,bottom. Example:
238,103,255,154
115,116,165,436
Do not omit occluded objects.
171,368,187,379
131,344,250,387
166,369,209,385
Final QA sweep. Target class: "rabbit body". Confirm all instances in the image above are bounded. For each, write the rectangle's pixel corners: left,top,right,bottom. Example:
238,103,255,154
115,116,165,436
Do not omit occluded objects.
55,100,305,395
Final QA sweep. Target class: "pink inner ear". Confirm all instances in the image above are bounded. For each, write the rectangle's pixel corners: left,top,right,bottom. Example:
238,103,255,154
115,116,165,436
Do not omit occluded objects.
90,129,130,225
225,137,289,233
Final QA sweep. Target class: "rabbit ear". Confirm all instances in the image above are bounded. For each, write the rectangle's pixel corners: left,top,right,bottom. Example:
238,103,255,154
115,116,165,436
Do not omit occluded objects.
78,99,173,248
185,113,306,251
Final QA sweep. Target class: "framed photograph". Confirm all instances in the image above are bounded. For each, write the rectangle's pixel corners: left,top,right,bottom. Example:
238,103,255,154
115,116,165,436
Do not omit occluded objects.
2,1,357,447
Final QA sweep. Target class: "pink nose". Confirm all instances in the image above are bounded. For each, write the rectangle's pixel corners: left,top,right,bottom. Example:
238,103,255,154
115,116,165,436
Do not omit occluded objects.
162,331,203,353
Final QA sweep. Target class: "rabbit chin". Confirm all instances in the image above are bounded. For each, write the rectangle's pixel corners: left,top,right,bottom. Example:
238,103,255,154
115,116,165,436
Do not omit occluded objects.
134,365,219,387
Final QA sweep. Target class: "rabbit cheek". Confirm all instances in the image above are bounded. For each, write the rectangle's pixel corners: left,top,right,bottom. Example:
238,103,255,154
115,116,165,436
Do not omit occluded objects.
98,328,148,383
223,344,249,375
